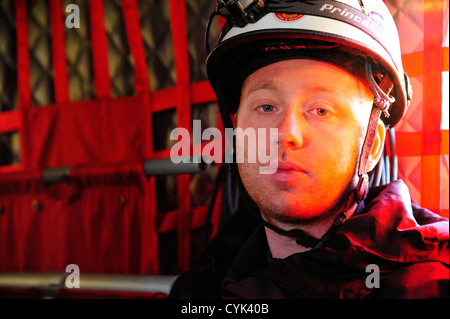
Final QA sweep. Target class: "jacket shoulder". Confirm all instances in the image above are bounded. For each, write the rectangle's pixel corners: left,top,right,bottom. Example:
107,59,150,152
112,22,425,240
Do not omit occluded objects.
377,261,449,299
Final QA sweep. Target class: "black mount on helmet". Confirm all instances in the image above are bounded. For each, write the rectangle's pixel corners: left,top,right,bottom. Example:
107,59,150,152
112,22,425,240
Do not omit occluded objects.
217,0,267,27
206,0,268,54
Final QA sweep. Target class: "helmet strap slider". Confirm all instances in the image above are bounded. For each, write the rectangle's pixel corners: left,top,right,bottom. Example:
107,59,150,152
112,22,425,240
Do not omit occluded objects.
374,97,390,117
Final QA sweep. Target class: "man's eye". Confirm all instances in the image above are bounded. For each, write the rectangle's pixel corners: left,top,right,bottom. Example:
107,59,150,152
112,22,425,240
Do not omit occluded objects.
311,108,328,116
257,105,276,112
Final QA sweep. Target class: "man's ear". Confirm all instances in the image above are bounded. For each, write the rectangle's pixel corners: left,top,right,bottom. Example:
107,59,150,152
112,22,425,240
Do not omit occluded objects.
366,119,386,172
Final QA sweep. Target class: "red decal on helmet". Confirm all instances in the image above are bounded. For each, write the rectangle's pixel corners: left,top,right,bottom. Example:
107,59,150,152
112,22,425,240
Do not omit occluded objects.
275,13,304,22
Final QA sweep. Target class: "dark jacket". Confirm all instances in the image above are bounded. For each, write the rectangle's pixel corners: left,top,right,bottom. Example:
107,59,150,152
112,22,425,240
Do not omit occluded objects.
169,180,449,299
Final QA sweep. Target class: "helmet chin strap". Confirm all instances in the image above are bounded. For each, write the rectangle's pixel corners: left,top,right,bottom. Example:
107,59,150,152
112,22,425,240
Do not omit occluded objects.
355,106,381,204
356,60,395,203
261,60,395,249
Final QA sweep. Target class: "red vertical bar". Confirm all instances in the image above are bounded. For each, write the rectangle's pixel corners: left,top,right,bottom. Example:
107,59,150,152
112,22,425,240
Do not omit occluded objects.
169,0,190,129
121,0,156,273
169,0,191,273
121,0,151,95
141,174,159,274
49,0,69,103
16,0,31,109
89,0,111,98
421,0,443,211
121,0,153,159
14,0,30,171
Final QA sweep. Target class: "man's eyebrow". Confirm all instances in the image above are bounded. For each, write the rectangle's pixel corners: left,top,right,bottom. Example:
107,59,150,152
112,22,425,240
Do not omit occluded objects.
305,84,337,94
245,81,338,96
245,81,280,97
244,81,358,102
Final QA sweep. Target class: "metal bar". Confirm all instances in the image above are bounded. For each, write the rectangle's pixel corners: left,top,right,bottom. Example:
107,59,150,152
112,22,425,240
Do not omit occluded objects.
78,274,177,294
40,157,211,184
0,272,178,295
143,156,209,177
41,166,72,185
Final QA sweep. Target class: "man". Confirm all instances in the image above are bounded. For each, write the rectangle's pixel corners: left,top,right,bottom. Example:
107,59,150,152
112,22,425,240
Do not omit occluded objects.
169,0,449,298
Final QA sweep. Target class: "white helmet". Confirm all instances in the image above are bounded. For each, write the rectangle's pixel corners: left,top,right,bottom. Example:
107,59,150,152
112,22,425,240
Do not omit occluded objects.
206,0,412,128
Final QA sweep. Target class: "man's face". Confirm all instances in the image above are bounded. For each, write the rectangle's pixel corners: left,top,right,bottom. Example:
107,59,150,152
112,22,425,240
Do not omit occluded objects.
236,59,374,225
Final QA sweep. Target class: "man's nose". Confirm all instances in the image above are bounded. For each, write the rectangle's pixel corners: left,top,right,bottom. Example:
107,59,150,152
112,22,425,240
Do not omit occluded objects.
276,107,304,150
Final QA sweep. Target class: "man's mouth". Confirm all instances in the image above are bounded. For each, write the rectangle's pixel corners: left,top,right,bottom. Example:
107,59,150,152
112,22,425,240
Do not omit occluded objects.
263,161,308,182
